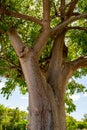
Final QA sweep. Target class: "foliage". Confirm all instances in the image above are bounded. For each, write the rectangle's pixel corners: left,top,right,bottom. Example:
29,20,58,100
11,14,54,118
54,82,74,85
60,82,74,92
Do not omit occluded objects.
0,104,28,130
82,114,87,122
66,115,77,130
66,114,87,130
65,79,87,113
67,30,87,61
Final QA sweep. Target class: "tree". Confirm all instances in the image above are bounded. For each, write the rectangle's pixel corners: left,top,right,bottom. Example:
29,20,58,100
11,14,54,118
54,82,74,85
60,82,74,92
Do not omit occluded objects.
0,0,87,130
0,104,28,130
76,114,87,129
82,114,87,122
66,114,87,130
66,115,77,130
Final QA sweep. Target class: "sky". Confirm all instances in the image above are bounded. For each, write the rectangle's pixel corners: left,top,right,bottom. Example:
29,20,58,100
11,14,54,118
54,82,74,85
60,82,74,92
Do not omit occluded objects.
0,77,28,112
0,76,87,121
70,76,87,120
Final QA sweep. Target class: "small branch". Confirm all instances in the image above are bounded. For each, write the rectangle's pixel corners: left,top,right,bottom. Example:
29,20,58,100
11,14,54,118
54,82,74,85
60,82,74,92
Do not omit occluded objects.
51,13,62,20
71,56,87,72
67,26,87,31
53,2,58,16
61,0,65,8
70,12,87,21
52,12,87,36
43,0,50,25
0,55,21,71
50,12,80,21
66,0,78,17
60,0,65,20
72,12,80,16
0,8,43,26
0,55,23,77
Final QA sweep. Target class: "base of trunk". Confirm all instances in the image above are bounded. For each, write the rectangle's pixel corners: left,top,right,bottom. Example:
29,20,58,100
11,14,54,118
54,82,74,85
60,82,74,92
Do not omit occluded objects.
29,93,66,130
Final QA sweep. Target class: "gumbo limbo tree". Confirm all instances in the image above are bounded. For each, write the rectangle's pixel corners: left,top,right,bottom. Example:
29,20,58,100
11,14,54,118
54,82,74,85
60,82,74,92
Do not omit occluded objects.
0,0,87,130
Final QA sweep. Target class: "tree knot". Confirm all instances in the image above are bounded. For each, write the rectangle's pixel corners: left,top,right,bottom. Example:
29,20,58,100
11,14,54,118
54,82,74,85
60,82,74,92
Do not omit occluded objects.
19,46,29,58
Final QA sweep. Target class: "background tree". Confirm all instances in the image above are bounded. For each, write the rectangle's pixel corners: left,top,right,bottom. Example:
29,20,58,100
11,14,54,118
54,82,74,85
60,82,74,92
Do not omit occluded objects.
66,115,77,130
0,104,28,130
66,114,87,130
77,114,87,130
0,0,87,130
82,114,87,122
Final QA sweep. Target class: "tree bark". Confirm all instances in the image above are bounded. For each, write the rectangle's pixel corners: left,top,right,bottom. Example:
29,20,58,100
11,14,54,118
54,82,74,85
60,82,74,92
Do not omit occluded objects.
20,53,67,130
20,53,53,130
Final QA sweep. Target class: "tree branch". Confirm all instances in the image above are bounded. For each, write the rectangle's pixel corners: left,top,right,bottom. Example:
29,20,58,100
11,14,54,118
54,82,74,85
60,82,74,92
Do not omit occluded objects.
43,0,50,23
72,12,80,16
33,0,50,57
71,56,87,72
53,2,59,17
60,0,65,20
66,0,78,17
47,31,66,88
0,55,23,77
67,26,87,31
33,28,50,57
0,8,43,26
52,12,87,36
7,28,30,58
0,55,21,71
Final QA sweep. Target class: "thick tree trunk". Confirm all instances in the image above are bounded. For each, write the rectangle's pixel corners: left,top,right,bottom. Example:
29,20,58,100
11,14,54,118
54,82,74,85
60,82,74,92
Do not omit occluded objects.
7,27,76,130
19,53,52,130
8,29,69,130
29,86,66,130
19,52,67,130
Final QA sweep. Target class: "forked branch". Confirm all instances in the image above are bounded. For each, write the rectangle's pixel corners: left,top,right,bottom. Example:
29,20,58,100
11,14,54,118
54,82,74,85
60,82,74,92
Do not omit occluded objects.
52,12,87,36
66,0,78,17
0,6,43,26
71,56,87,72
67,26,87,31
33,0,50,57
7,28,30,58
